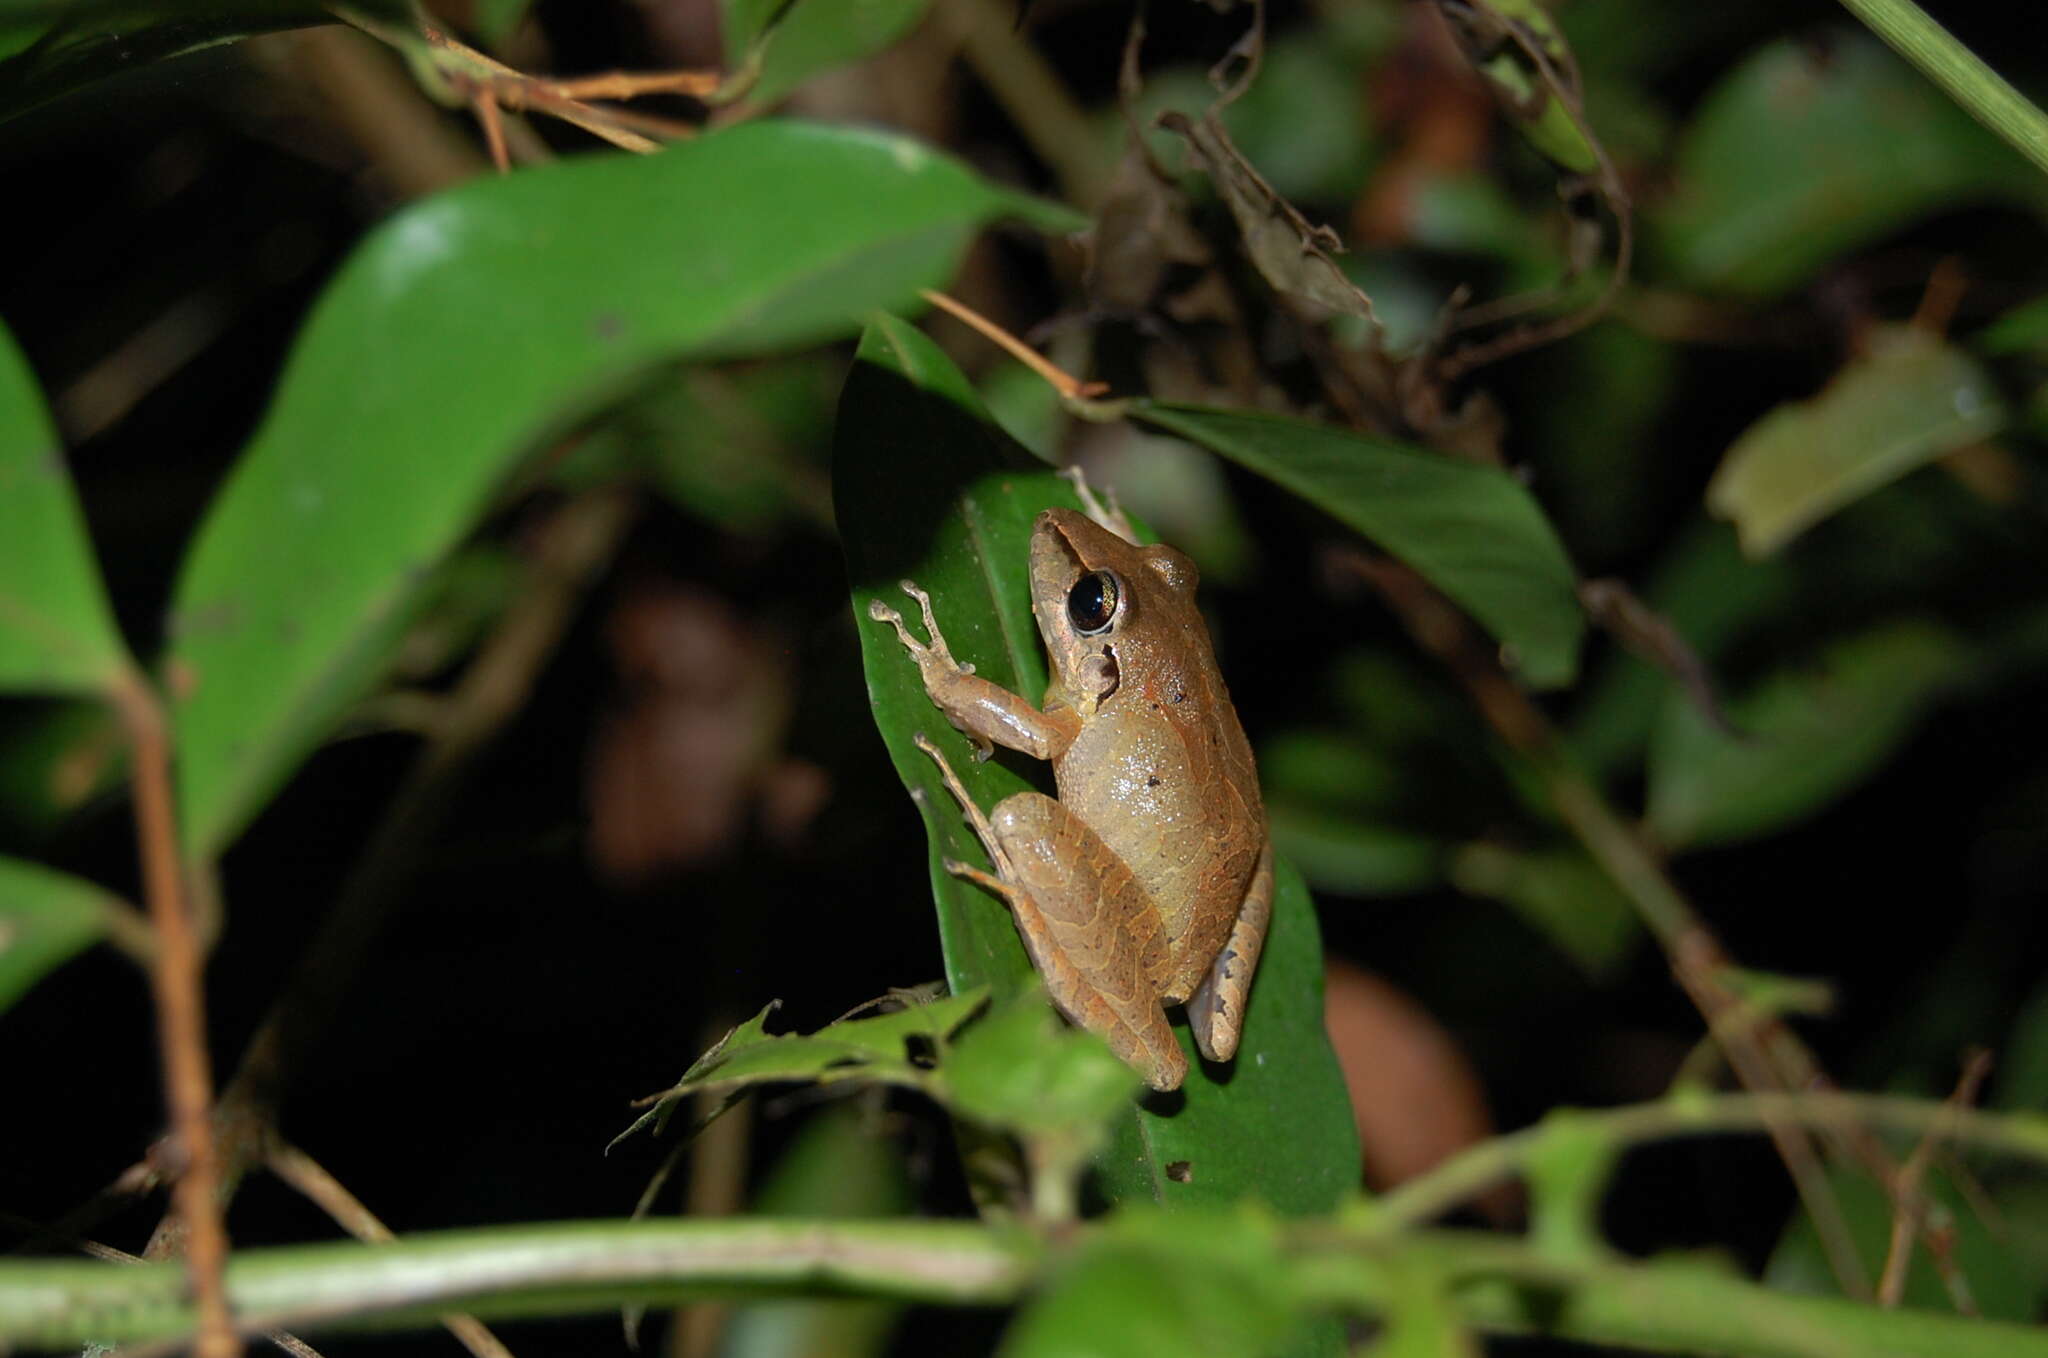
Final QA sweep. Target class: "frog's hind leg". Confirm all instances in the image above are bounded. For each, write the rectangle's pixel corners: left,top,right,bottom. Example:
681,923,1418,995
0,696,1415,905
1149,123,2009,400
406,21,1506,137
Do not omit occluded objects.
1187,838,1274,1063
912,735,1185,1091
912,733,1016,877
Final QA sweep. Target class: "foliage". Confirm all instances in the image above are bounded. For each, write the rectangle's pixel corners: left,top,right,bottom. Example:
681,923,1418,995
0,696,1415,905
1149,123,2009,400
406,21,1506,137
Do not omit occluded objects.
3,1,2048,1355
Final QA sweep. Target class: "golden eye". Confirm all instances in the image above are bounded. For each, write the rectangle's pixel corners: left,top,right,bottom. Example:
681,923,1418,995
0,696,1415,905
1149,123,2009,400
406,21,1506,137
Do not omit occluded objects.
1067,571,1119,635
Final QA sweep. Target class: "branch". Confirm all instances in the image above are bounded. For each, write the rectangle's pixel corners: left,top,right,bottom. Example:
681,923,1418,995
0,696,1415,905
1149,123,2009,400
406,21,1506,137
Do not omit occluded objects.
0,1220,1035,1348
6,1211,2046,1358
1371,1090,2048,1230
108,670,238,1358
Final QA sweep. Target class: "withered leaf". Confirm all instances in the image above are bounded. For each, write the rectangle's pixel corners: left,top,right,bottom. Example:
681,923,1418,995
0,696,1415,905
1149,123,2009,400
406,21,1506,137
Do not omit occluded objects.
1159,110,1379,324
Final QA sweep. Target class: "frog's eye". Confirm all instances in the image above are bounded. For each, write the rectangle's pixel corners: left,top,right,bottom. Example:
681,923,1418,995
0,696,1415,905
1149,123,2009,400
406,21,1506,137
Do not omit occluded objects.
1067,570,1120,635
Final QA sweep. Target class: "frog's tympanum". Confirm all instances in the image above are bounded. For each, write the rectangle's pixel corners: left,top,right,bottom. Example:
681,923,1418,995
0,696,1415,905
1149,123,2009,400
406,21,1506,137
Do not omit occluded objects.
870,499,1270,1091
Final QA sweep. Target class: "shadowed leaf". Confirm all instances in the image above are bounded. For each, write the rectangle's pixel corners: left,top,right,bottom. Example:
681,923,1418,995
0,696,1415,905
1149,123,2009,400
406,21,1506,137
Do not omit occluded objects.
0,855,128,1014
1133,404,1583,688
1656,32,2048,297
1708,325,2005,557
1647,620,1968,848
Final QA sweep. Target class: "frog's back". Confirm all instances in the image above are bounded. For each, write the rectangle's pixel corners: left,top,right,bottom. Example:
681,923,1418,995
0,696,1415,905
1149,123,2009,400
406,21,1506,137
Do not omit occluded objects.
1054,621,1263,1004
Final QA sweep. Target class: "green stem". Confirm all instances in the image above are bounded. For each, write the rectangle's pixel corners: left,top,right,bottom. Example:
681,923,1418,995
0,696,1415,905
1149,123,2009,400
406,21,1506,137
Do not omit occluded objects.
1387,1231,2048,1358
0,1219,1036,1348
9,1207,2047,1356
1373,1091,2048,1230
1836,0,2048,178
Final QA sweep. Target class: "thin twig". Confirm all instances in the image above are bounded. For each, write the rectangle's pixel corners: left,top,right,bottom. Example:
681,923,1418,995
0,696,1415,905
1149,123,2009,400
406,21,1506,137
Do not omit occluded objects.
142,491,636,1255
919,289,1108,399
267,1145,516,1358
471,85,509,172
1876,1050,1992,1309
109,671,239,1357
1371,1087,2048,1230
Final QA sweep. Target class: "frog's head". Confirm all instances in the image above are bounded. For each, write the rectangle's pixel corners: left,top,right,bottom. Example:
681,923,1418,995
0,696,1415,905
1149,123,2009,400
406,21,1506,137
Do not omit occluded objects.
1029,507,1200,716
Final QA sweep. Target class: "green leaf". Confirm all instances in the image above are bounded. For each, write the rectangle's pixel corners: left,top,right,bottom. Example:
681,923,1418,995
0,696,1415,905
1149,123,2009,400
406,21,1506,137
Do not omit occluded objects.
1267,807,1443,898
999,1208,1307,1358
1708,325,2005,557
946,990,1140,1146
613,991,988,1150
837,314,1063,1000
1447,842,1637,979
1998,981,2048,1113
837,319,1360,1216
724,0,933,109
1647,620,1967,849
648,991,985,1101
0,855,126,1014
0,2,341,120
1132,404,1584,688
1655,31,2048,298
472,0,532,45
0,320,127,696
167,119,1074,857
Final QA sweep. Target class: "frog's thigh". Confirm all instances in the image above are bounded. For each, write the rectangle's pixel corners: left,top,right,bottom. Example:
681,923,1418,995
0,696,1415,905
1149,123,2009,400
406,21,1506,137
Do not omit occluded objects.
983,792,1185,1092
1187,837,1275,1064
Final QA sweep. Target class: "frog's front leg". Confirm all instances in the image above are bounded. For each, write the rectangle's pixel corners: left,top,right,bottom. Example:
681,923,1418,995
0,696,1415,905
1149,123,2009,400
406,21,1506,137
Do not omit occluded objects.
1186,838,1274,1063
914,735,1186,1092
869,581,1081,762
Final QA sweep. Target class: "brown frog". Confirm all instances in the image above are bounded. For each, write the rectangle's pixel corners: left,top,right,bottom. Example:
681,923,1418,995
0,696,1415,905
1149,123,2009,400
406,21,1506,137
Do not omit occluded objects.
870,494,1270,1090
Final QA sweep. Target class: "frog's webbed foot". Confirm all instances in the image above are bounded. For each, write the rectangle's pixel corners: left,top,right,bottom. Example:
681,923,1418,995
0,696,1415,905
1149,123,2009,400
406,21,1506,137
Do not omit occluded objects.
1058,466,1139,545
868,580,975,675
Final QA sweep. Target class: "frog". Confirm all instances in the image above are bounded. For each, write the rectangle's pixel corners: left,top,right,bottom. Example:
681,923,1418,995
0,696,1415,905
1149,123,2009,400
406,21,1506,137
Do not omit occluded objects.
868,489,1271,1091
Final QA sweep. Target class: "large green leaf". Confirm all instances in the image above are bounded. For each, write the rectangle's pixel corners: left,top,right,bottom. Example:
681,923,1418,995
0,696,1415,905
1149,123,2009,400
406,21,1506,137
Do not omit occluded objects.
0,319,127,696
836,316,1360,1226
166,119,1079,857
836,315,1059,1001
0,854,127,1015
1133,405,1584,689
1708,325,2006,557
1655,31,2048,298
